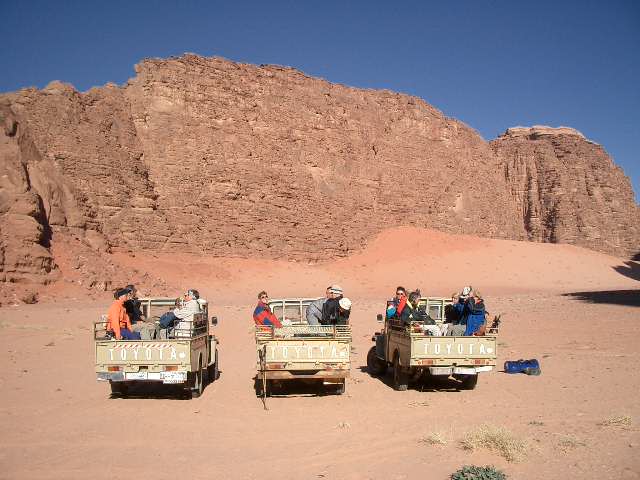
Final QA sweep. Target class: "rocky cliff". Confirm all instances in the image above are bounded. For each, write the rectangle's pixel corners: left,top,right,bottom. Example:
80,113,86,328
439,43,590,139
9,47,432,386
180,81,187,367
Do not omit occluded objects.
0,55,637,286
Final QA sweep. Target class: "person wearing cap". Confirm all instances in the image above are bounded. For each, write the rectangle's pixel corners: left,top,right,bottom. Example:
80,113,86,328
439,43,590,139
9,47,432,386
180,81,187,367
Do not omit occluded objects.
173,289,202,338
253,291,282,328
306,286,332,326
321,285,347,325
336,297,352,325
106,287,141,340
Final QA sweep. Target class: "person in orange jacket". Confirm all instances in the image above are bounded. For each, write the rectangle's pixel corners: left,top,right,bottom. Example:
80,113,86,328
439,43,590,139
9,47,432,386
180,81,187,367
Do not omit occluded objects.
107,287,141,340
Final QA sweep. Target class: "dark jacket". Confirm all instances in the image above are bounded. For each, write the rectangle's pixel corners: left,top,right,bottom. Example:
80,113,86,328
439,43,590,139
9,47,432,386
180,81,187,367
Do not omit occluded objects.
124,298,142,324
400,302,435,325
464,298,486,335
321,297,343,325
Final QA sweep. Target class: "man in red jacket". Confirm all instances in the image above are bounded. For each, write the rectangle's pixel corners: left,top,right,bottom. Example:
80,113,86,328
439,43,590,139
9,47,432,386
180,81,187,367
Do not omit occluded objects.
253,291,282,328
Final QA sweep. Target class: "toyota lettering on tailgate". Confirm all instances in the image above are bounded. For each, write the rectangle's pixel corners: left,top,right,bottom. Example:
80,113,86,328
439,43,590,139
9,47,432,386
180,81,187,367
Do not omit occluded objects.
422,342,494,356
106,343,186,362
267,344,349,360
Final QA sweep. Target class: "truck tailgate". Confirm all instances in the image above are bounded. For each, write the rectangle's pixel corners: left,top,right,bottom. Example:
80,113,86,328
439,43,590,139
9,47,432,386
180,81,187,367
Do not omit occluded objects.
95,339,195,367
263,339,350,366
410,335,497,366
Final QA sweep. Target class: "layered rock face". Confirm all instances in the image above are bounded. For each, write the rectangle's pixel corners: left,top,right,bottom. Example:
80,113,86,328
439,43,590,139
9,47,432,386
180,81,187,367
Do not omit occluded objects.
0,55,637,284
492,126,639,257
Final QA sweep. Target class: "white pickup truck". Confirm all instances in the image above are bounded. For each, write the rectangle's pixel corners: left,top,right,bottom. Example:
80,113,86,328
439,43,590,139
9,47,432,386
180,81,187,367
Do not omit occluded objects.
367,296,498,390
254,298,351,396
94,297,219,398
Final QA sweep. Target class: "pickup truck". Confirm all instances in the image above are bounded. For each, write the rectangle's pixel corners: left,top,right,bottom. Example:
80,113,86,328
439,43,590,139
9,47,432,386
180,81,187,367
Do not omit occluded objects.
367,296,498,391
94,297,219,398
254,298,351,397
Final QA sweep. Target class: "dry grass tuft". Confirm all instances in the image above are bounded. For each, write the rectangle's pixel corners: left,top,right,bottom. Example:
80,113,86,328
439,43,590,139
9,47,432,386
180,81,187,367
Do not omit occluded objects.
460,424,528,462
598,415,632,428
557,434,586,452
419,431,448,446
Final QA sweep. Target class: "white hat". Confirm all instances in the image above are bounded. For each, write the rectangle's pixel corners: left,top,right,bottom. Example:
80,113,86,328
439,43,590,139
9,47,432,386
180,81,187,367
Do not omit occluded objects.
330,285,343,295
339,297,352,311
461,286,472,296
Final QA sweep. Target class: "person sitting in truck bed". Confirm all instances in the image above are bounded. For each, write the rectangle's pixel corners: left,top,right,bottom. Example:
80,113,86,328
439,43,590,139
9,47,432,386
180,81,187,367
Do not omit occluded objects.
306,286,332,326
336,297,352,325
401,291,442,335
386,286,407,319
463,290,487,336
447,286,472,336
320,285,346,325
253,291,282,328
172,289,203,338
107,287,141,340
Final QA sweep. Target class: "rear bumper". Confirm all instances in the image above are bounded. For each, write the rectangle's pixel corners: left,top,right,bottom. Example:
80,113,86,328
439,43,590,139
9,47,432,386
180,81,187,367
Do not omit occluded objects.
260,369,350,380
427,366,493,376
97,371,187,384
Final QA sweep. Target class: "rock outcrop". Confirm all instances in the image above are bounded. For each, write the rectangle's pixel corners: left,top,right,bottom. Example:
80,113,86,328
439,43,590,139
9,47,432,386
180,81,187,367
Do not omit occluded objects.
492,126,639,257
0,55,637,285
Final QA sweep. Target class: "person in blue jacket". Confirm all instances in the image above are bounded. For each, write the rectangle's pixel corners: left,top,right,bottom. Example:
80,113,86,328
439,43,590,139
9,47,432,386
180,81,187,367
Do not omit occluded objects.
464,290,487,336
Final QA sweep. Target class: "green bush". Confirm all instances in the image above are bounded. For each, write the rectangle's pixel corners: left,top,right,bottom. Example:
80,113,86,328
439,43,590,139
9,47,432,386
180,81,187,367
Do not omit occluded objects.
451,465,507,480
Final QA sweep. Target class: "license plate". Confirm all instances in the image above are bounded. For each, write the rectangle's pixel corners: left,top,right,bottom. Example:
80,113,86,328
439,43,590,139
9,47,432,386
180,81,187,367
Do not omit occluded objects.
453,367,477,375
429,366,453,375
162,371,186,384
125,371,148,380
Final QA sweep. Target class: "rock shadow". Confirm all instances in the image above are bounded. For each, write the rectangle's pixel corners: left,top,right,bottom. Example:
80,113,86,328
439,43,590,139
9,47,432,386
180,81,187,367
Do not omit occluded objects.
613,259,640,282
563,289,640,307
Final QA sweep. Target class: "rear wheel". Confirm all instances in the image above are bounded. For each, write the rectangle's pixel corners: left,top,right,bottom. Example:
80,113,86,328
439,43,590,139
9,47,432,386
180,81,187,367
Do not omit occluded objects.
335,378,346,395
190,364,204,398
393,353,409,391
367,346,388,376
207,350,219,383
458,374,478,390
109,381,129,396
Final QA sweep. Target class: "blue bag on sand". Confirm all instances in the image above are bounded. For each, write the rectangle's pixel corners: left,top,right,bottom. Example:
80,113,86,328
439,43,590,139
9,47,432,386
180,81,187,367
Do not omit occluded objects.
504,359,541,375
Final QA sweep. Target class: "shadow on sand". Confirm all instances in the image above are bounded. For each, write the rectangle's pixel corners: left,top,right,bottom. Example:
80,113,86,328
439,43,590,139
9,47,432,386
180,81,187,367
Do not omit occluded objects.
358,366,465,392
613,260,640,282
563,290,640,307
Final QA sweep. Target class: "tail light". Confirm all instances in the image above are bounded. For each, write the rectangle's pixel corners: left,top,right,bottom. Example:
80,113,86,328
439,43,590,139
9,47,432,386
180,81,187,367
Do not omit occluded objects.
108,366,121,372
165,366,178,371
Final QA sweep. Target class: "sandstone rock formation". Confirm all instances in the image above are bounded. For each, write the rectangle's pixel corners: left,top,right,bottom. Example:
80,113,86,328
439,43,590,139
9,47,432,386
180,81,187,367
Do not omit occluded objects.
0,55,638,285
492,126,639,257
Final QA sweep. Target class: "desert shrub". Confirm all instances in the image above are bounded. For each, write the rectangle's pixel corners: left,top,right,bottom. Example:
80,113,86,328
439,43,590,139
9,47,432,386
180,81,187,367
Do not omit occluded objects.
419,431,448,446
450,465,507,480
598,415,632,428
460,424,528,462
556,434,586,452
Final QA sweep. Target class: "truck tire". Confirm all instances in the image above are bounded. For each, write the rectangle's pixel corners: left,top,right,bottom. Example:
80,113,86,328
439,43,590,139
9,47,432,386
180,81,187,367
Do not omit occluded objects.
207,350,219,383
110,381,129,396
190,364,204,398
393,353,409,391
458,374,478,390
367,346,388,376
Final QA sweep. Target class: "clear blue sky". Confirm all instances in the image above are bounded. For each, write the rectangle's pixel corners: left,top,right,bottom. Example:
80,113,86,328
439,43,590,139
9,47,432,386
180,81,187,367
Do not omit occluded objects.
2,1,639,199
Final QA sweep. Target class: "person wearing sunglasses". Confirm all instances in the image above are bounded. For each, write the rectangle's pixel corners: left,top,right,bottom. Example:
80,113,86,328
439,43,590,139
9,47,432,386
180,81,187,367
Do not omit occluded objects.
253,291,282,328
386,286,407,319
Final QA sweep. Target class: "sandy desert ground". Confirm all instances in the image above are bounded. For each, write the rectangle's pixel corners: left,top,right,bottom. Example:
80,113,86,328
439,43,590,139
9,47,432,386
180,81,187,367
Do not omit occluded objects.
0,228,639,480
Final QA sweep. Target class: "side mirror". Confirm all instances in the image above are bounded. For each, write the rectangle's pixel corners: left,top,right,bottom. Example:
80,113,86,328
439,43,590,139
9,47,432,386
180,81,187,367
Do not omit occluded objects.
211,316,218,326
376,314,383,322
